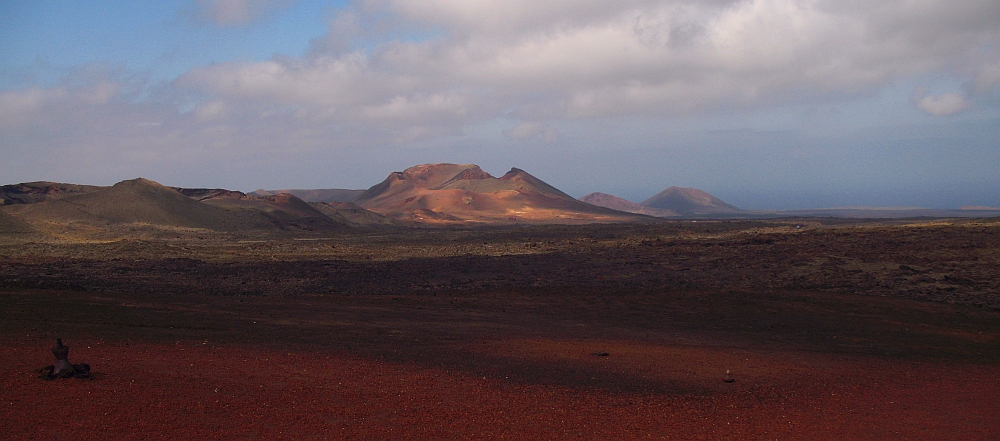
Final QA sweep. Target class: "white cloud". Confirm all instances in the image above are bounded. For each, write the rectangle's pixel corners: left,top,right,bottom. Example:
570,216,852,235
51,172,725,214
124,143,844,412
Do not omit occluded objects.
367,0,654,39
914,91,970,116
504,121,555,141
187,0,295,27
76,81,119,105
0,87,67,127
177,0,1000,129
194,100,229,121
0,81,121,128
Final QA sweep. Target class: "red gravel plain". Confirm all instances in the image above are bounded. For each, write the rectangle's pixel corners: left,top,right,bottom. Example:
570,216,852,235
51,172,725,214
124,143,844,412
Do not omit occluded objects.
3,289,999,440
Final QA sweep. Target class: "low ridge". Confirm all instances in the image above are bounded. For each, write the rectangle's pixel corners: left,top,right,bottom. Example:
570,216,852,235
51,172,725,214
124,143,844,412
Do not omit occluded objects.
251,188,366,203
580,193,680,217
202,193,352,231
310,201,396,226
0,182,103,205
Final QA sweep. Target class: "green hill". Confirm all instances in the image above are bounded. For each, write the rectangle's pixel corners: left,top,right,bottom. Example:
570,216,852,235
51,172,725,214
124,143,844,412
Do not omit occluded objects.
15,178,241,230
0,209,36,233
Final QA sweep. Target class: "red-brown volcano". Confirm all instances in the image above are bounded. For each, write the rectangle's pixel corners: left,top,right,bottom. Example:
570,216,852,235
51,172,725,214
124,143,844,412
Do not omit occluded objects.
354,163,642,223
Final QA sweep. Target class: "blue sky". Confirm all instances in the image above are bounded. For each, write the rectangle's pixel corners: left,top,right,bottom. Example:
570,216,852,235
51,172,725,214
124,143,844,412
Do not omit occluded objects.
2,0,999,209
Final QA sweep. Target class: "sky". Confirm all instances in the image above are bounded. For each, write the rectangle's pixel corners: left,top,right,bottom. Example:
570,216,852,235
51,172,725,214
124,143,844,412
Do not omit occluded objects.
2,0,999,209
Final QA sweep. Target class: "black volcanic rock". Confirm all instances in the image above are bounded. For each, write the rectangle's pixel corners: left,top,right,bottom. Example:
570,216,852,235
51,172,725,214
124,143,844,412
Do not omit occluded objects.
174,188,246,201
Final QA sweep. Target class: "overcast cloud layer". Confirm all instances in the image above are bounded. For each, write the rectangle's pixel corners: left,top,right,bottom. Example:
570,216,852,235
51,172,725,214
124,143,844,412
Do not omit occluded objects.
2,0,999,208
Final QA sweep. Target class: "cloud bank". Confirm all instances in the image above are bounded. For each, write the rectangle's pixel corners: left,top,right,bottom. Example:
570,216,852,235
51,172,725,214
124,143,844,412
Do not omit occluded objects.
3,0,1000,192
176,0,1000,134
914,91,970,116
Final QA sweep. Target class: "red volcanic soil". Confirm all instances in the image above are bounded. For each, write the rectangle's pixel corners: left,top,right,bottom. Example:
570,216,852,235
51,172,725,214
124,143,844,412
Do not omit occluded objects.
2,288,998,440
3,338,997,440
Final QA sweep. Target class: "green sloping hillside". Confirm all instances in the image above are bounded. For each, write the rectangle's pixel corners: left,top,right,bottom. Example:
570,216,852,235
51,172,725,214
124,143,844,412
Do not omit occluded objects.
16,178,240,230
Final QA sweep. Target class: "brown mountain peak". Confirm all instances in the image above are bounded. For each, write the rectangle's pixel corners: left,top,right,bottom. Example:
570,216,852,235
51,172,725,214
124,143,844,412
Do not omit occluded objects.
354,163,641,223
114,177,163,188
641,187,741,215
499,167,526,179
400,163,489,189
437,165,495,188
